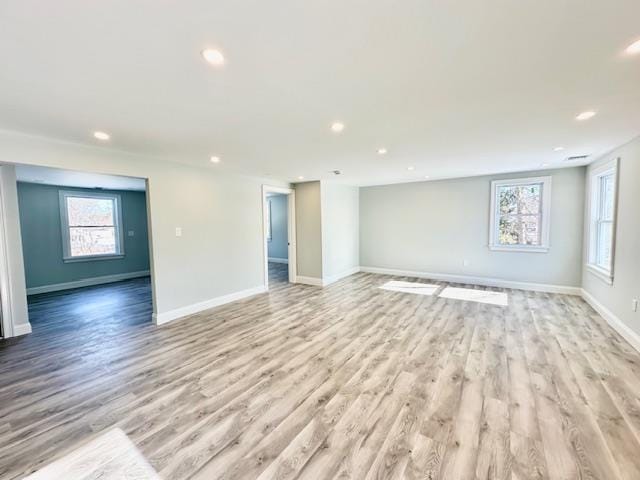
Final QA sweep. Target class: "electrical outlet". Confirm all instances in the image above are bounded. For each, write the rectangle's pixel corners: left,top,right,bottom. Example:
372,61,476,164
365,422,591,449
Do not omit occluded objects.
463,259,470,267
633,299,638,312
175,227,182,237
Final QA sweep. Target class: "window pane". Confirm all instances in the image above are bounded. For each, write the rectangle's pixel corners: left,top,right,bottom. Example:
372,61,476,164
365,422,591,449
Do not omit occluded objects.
498,184,541,215
67,197,114,226
499,214,541,246
69,227,117,256
600,174,615,221
596,221,612,269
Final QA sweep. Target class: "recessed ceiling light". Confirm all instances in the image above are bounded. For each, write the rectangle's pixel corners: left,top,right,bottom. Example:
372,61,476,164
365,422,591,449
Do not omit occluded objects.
210,156,220,163
93,131,110,141
625,39,640,55
424,175,430,179
377,148,387,155
330,122,345,133
298,175,304,180
553,146,564,152
541,163,550,167
407,166,415,171
576,111,596,121
201,48,225,66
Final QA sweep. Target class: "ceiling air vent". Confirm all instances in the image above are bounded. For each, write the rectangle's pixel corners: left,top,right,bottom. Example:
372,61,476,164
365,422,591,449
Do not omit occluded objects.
564,154,589,162
331,170,342,175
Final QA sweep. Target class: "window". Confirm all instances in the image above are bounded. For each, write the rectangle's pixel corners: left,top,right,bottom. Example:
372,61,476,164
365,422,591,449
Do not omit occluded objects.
489,176,551,252
59,191,124,261
587,158,618,284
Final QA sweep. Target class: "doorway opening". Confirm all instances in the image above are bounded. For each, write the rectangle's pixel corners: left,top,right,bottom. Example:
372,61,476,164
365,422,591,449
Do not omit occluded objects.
262,185,296,290
12,164,155,336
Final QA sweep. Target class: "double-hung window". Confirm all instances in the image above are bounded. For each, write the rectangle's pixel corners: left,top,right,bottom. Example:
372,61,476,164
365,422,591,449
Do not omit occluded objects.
489,176,552,252
59,191,124,262
587,158,618,284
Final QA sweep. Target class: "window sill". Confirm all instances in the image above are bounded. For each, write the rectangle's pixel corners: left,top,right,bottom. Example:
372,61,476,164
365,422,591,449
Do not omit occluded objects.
63,254,125,264
488,245,549,253
586,264,613,285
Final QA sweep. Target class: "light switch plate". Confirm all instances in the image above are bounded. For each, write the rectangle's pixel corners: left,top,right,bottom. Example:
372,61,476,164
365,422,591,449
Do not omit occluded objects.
175,227,182,237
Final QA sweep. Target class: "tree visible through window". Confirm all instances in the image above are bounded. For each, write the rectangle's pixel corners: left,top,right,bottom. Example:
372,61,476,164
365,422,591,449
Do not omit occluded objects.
60,192,123,259
497,183,542,246
489,176,551,252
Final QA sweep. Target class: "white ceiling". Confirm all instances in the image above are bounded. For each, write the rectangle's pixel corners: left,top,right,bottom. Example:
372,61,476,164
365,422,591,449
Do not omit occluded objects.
15,165,146,191
1,1,639,186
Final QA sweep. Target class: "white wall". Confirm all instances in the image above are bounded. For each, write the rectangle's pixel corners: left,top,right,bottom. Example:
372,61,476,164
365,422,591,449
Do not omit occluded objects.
294,181,323,279
294,181,359,284
0,130,288,326
582,137,640,340
0,165,30,335
360,167,585,289
321,183,359,280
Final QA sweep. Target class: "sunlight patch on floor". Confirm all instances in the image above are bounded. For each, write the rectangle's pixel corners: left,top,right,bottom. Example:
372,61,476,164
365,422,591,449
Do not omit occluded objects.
24,428,159,480
439,286,508,306
379,280,440,296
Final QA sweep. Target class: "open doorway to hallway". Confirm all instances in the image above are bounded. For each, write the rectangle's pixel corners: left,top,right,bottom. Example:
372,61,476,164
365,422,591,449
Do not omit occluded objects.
266,192,289,286
262,185,296,290
14,164,154,335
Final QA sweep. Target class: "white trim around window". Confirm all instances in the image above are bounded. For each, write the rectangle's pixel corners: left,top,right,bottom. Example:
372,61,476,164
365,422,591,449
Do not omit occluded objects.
489,176,552,253
585,157,619,285
59,190,125,262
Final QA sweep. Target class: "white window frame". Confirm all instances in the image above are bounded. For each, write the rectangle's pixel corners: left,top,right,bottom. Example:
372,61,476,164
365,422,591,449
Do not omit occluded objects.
586,158,619,285
59,190,125,262
489,176,552,253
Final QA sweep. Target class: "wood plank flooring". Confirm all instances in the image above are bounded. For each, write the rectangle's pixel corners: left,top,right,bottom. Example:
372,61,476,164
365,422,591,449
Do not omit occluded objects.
268,262,289,285
2,271,640,479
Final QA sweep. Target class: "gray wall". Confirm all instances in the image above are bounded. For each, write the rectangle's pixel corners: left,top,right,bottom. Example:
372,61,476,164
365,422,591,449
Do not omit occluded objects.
267,194,288,260
17,182,150,289
0,165,29,331
0,130,289,323
360,167,586,287
582,137,640,337
295,181,323,279
321,183,359,278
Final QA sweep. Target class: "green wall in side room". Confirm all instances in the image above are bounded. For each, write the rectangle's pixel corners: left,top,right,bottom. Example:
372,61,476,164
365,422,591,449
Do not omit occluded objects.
17,182,150,289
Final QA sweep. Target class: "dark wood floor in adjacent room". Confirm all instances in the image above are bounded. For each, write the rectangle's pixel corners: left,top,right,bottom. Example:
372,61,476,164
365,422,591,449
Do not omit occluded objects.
1,267,640,479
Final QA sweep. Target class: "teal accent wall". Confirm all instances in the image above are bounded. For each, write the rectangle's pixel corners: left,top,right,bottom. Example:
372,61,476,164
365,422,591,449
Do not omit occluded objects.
17,182,150,289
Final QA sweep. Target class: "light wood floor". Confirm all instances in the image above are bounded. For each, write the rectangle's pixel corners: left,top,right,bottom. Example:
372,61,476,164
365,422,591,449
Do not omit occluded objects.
2,270,640,479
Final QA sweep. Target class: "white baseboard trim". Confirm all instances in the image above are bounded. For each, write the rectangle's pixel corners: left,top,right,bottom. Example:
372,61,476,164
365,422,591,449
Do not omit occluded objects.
359,266,581,295
295,267,360,287
581,289,640,353
12,322,32,337
153,285,267,326
296,276,324,286
323,266,361,286
27,270,151,295
268,257,289,264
